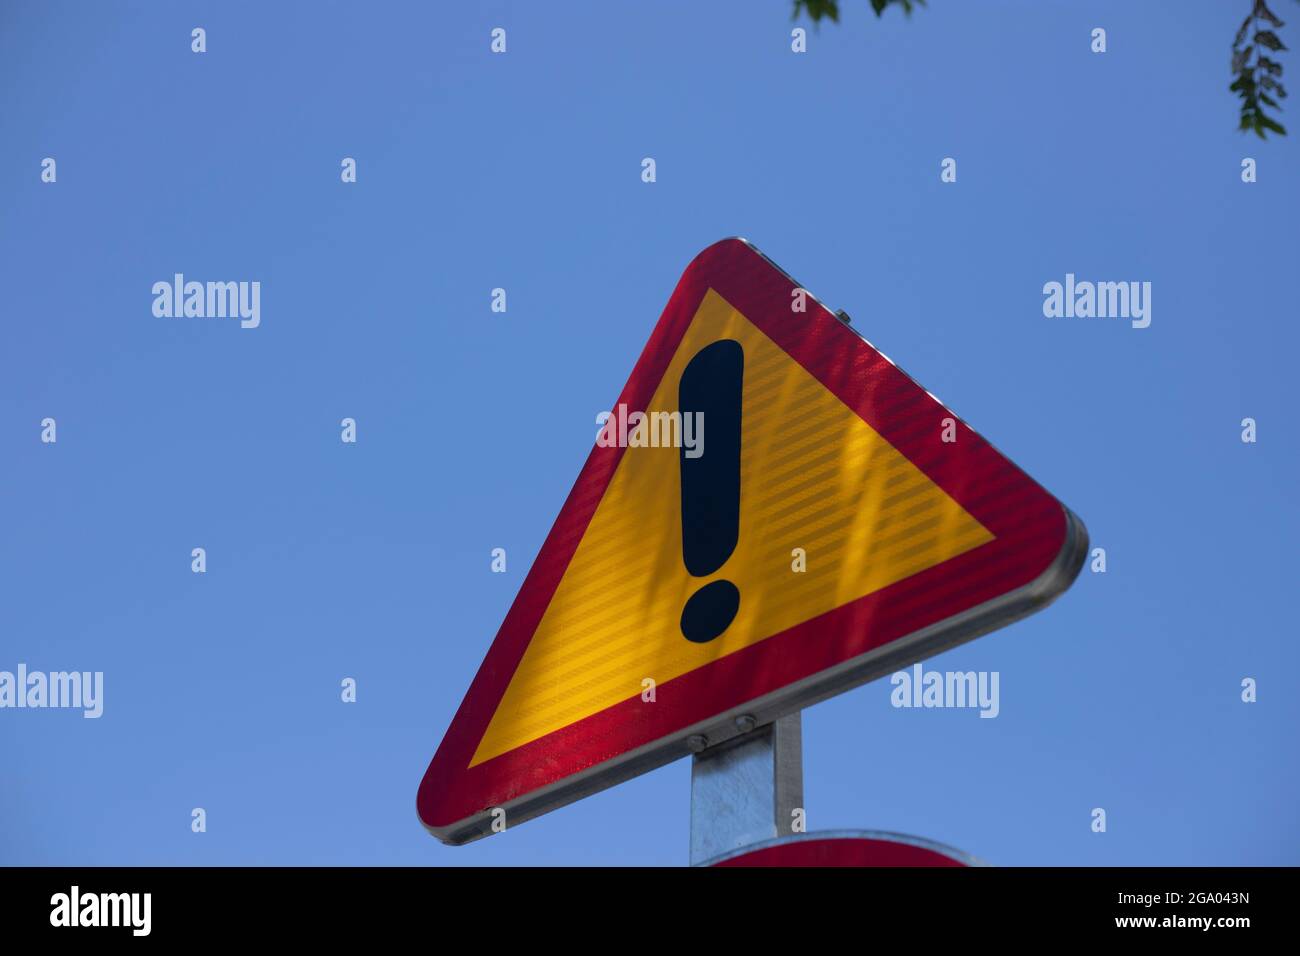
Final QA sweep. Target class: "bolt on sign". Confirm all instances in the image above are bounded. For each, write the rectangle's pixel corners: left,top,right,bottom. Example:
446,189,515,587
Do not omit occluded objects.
418,238,1088,845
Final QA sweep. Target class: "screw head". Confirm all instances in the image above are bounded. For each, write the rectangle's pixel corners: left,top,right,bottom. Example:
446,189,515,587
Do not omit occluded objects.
734,714,757,734
686,734,708,753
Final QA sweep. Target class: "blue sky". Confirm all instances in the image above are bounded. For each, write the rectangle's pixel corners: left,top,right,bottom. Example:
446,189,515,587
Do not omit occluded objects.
2,0,1296,866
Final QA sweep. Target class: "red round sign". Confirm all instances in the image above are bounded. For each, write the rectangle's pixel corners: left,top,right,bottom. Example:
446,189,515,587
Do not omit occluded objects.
708,832,974,867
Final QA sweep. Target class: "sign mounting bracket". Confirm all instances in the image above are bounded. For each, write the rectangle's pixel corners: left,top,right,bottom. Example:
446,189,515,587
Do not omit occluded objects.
689,712,803,865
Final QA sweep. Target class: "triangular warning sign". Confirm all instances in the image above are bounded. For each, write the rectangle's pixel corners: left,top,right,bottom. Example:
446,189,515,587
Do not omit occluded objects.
419,238,1086,844
471,289,994,766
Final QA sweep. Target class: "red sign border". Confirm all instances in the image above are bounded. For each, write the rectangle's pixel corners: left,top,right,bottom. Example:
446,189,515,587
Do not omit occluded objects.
418,238,1087,844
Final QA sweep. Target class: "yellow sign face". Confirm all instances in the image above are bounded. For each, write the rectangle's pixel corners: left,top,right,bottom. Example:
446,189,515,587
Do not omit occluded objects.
471,288,993,767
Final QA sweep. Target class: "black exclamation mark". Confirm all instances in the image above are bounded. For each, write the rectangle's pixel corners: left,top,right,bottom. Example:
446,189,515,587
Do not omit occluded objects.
679,339,743,644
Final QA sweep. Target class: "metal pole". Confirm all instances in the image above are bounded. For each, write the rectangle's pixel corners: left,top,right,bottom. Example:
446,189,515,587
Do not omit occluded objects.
688,712,803,866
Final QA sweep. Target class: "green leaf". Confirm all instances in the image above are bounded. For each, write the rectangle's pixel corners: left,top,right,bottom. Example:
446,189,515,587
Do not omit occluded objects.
1259,113,1287,135
1259,76,1287,98
1258,56,1284,75
869,0,923,15
1235,15,1252,48
1261,92,1281,108
1255,31,1288,52
794,0,840,22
